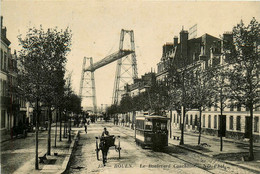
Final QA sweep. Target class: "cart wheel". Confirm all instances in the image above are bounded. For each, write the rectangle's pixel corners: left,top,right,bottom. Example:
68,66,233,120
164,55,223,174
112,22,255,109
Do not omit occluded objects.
118,136,121,159
95,137,99,160
96,148,99,160
118,147,121,159
141,143,145,149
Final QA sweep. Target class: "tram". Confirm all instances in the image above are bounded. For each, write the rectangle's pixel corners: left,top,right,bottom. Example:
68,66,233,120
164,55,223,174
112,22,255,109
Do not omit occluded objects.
135,114,169,149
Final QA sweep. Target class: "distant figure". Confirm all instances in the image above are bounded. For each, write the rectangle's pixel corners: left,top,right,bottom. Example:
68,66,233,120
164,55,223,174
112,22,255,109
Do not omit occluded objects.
84,123,87,133
101,127,110,137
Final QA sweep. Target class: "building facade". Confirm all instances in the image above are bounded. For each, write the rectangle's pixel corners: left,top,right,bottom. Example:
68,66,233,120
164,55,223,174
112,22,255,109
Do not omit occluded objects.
1,16,13,136
124,72,156,98
1,16,31,140
162,29,260,142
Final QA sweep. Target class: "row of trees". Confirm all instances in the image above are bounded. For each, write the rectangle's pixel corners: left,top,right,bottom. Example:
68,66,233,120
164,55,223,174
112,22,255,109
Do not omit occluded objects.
17,26,81,169
108,18,259,161
107,80,169,115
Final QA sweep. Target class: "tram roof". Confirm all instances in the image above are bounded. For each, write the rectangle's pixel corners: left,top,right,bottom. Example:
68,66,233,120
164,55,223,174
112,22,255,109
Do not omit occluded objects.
136,115,169,120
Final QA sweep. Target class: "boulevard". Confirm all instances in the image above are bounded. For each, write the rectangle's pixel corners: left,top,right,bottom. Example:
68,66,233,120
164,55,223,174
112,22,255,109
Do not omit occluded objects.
67,121,254,174
1,2,260,174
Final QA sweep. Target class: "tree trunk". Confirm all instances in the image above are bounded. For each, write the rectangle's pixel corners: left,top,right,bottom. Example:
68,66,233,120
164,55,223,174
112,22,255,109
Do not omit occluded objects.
170,110,172,139
47,107,52,155
68,116,71,143
35,99,39,170
220,106,223,152
131,111,134,130
59,110,62,141
249,105,254,160
198,107,202,145
179,113,182,130
54,111,58,147
180,107,185,145
63,112,67,138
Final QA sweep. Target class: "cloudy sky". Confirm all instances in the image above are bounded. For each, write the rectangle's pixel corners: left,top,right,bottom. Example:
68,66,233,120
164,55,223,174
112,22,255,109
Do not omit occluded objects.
2,0,260,109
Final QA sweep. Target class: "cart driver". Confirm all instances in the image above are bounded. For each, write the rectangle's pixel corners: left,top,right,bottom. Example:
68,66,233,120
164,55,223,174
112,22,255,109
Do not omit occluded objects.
101,127,110,137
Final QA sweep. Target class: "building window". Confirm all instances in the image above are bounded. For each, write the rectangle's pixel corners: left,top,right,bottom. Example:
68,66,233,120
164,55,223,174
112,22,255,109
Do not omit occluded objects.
237,103,241,111
236,116,241,131
174,114,176,123
4,53,7,71
254,117,259,132
230,101,234,111
186,114,188,125
190,115,193,125
1,110,6,128
214,104,218,111
0,79,2,96
195,115,198,126
1,49,3,70
214,115,217,129
177,114,179,123
230,116,233,130
208,115,211,128
3,80,6,96
203,115,205,127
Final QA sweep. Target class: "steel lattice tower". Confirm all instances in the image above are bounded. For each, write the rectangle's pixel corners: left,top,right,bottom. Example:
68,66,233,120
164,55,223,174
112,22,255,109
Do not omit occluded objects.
79,29,137,112
112,29,138,105
79,57,97,113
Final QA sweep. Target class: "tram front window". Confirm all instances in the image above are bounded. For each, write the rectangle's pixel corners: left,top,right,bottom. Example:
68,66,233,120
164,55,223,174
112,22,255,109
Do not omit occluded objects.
161,122,166,130
145,121,153,130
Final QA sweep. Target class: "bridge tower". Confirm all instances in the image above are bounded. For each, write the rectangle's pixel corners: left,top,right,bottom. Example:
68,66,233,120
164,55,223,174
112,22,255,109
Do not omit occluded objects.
79,29,137,112
112,29,138,105
79,57,97,113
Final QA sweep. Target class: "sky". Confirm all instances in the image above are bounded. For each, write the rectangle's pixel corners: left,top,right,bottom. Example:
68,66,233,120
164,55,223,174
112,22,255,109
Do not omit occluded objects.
2,0,260,110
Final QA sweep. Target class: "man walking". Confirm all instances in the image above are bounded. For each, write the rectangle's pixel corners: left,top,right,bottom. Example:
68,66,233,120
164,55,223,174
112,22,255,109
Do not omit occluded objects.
84,122,87,133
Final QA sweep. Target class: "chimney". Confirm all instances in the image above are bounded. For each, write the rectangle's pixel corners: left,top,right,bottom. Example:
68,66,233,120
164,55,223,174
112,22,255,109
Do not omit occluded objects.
1,16,7,38
180,29,189,60
1,16,3,29
173,36,178,47
223,32,233,50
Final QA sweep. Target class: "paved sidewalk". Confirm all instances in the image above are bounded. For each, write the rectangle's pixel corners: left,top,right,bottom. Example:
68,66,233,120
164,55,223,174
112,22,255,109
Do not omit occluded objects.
1,124,81,174
170,128,260,173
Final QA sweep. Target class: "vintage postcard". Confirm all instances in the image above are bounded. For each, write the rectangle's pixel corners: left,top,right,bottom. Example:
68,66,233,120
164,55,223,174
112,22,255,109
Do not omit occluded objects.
1,0,260,173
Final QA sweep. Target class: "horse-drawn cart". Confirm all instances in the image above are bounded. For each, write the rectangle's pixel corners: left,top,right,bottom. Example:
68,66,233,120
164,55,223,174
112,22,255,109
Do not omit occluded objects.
95,135,121,165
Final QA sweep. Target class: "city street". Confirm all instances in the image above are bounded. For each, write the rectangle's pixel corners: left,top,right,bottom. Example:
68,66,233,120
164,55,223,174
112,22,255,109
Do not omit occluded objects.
67,121,255,174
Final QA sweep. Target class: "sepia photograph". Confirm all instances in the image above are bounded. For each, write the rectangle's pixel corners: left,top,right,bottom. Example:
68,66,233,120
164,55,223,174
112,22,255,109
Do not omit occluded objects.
0,0,260,173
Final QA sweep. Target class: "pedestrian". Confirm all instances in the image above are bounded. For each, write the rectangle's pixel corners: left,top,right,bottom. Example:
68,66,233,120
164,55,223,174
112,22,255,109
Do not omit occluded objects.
84,122,87,133
122,118,125,126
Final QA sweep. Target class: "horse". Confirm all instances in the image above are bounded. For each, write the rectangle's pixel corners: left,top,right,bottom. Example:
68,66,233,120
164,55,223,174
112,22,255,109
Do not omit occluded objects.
99,136,116,165
99,137,110,165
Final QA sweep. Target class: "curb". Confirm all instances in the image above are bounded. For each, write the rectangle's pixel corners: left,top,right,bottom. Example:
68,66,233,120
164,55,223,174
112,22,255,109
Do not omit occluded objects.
60,130,80,174
173,130,260,148
172,142,260,174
